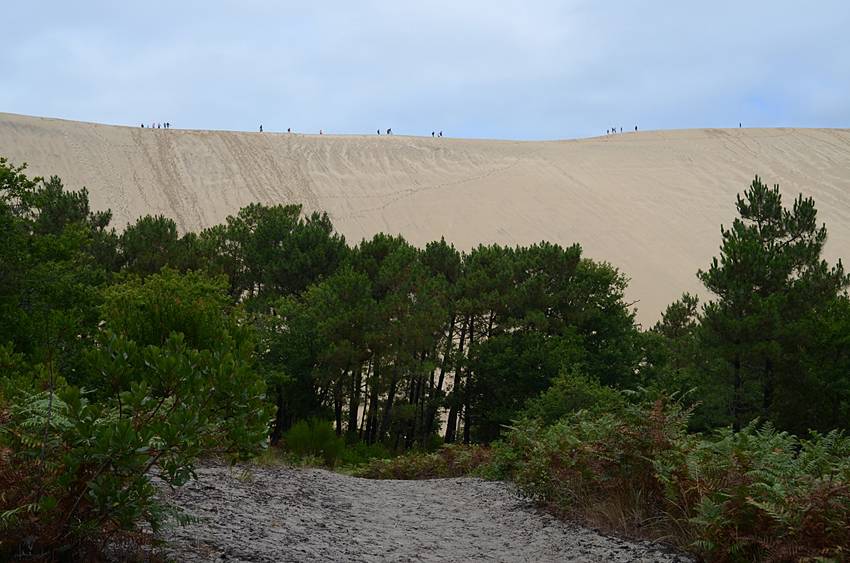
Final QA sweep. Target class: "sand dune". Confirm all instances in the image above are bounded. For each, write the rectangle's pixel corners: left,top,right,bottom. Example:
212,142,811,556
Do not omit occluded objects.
2,112,849,325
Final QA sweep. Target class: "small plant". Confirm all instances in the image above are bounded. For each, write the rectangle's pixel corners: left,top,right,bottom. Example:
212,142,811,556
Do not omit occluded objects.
341,440,393,467
0,330,272,559
283,418,345,467
353,444,493,480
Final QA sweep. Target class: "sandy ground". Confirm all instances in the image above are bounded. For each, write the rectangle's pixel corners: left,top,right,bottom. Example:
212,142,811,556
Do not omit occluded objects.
143,462,693,563
3,113,849,325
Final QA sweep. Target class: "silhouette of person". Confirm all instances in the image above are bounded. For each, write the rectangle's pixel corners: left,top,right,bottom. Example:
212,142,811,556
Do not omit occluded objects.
378,130,380,134
439,131,442,137
141,123,144,128
432,132,435,137
320,130,322,134
260,125,263,132
288,128,291,132
635,126,638,131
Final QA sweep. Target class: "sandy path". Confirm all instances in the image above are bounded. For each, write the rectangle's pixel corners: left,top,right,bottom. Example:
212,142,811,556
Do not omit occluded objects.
150,462,693,563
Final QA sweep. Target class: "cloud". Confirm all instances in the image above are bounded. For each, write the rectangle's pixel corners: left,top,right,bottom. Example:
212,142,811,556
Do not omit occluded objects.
2,1,849,139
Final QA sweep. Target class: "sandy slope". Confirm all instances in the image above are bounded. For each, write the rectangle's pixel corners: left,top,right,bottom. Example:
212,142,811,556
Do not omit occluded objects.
2,112,849,325
141,462,693,563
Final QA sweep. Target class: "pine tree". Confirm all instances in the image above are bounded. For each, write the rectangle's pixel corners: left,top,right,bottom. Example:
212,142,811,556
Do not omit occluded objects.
698,176,848,430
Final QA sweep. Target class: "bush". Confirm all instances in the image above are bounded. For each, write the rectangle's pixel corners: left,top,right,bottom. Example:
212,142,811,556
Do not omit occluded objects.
340,440,393,467
100,267,247,352
523,367,627,424
659,422,850,561
283,418,345,467
488,394,850,561
353,444,493,480
0,330,272,560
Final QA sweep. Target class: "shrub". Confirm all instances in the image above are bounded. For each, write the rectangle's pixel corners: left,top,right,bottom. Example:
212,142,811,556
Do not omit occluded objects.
100,267,247,352
283,418,345,467
657,422,850,561
488,394,850,561
353,444,493,480
340,440,393,467
523,367,627,424
0,330,272,560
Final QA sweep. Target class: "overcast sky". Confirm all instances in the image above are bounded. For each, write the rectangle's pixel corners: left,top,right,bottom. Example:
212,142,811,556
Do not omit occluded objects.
3,1,848,140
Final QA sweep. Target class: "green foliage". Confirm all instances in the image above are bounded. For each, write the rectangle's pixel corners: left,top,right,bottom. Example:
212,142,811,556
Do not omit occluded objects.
697,176,849,431
482,396,850,561
100,267,247,351
465,330,567,442
523,366,628,425
339,440,394,467
782,294,850,435
119,214,196,277
283,418,345,466
0,159,109,386
0,330,272,559
353,444,494,480
659,423,850,561
202,203,349,305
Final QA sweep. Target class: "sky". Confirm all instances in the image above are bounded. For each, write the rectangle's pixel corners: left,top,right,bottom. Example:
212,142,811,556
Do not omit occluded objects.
2,1,849,141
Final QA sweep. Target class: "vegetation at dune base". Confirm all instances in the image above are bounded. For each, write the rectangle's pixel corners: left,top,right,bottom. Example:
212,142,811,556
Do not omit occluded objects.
1,155,849,561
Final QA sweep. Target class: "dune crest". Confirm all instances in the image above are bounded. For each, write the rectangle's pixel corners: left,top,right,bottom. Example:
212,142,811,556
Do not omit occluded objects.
2,112,849,324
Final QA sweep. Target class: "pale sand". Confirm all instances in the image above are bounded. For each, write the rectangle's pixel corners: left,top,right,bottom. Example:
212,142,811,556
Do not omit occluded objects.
2,112,849,325
141,462,693,563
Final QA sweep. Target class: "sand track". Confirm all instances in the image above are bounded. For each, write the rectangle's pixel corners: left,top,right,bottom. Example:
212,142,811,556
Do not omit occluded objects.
146,463,692,563
2,113,849,324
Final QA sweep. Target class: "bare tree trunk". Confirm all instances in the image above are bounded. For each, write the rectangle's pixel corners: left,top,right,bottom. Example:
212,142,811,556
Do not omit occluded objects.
347,364,362,435
365,360,381,445
444,315,468,443
379,364,401,444
732,356,742,433
463,315,475,445
425,315,455,440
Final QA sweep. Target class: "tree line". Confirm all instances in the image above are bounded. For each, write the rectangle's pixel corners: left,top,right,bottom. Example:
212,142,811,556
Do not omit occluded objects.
2,155,849,557
3,159,849,447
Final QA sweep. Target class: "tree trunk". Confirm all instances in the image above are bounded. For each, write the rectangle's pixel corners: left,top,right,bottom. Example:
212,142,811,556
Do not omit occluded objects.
732,356,742,432
334,371,345,436
379,364,402,444
463,315,475,445
425,314,455,439
347,364,362,435
365,360,381,445
762,358,774,418
270,385,286,445
444,315,468,443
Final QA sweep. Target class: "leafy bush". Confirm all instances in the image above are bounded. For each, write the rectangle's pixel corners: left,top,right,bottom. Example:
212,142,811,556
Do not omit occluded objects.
0,330,272,560
492,394,691,536
353,444,493,480
340,440,393,467
489,395,850,561
283,418,345,466
656,422,850,562
523,367,627,424
100,267,247,351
